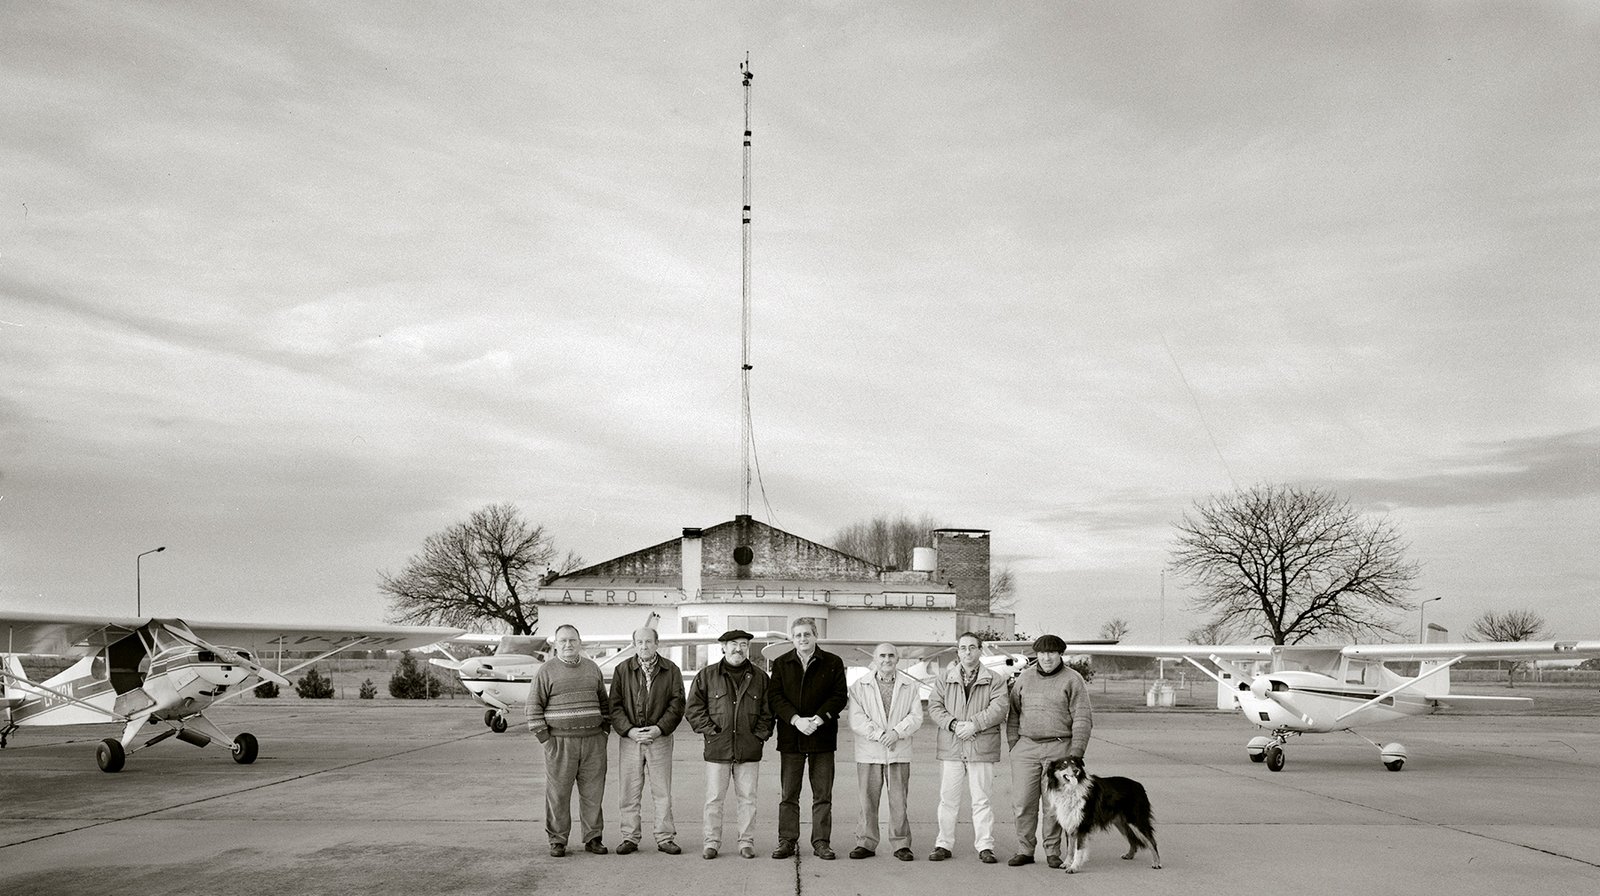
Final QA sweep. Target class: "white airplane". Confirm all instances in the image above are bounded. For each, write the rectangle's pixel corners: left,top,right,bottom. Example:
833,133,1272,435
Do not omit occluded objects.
424,618,789,732
1,611,461,772
1051,637,1600,771
758,637,1111,694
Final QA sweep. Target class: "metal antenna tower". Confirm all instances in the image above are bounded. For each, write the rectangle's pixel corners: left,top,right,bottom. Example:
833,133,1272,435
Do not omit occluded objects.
740,54,754,517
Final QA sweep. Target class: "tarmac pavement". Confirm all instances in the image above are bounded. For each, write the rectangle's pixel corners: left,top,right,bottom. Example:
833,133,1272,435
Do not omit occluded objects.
2,702,1598,894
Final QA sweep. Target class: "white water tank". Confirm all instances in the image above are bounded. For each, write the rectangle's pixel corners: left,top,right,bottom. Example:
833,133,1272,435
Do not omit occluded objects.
912,546,937,572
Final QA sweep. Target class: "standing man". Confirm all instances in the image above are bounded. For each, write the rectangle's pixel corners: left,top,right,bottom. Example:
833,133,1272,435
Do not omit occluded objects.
526,624,611,858
846,642,923,861
684,629,774,860
1005,633,1093,869
609,626,685,855
926,632,1009,864
769,617,849,860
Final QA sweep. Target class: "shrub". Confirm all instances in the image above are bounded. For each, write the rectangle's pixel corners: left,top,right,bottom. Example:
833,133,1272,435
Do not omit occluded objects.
254,680,280,698
359,678,377,699
388,650,440,699
295,666,336,699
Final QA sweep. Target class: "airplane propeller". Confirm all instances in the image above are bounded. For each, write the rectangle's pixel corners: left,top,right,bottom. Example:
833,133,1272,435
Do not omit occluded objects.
160,621,291,688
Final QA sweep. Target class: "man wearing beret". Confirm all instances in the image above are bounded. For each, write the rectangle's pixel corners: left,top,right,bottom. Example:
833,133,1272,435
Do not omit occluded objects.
684,629,774,860
1005,633,1093,869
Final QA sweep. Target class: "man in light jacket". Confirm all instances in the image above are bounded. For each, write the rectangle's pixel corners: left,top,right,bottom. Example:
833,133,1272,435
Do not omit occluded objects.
925,632,1009,864
846,643,924,862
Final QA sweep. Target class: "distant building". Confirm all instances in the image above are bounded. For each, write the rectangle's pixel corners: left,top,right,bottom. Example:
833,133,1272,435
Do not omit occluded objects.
530,515,1009,667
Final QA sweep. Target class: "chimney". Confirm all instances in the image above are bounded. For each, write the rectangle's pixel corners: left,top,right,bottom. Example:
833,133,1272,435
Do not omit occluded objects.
681,528,704,599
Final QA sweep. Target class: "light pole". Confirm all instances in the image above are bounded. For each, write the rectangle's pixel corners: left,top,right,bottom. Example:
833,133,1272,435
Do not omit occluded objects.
1418,596,1443,643
137,546,166,616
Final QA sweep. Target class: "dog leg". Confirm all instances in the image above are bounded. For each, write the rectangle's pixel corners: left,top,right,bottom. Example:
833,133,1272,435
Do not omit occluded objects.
1066,834,1088,874
1143,829,1160,869
1114,819,1140,860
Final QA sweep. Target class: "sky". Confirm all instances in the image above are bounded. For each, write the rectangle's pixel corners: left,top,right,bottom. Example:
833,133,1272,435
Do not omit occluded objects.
2,1,1597,643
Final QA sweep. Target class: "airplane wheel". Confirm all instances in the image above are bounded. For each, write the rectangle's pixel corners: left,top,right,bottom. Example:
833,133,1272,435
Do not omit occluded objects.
96,738,126,773
484,709,497,728
1247,735,1271,762
231,732,259,765
491,715,508,733
1384,758,1404,772
1264,745,1286,772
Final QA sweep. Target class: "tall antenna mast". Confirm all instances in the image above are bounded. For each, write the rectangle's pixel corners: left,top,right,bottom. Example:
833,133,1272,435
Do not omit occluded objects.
739,54,754,517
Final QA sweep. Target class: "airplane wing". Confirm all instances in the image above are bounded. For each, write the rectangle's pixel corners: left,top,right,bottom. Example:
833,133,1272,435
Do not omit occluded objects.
1341,641,1600,662
760,638,959,666
1,612,145,656
1050,642,1277,661
0,611,462,657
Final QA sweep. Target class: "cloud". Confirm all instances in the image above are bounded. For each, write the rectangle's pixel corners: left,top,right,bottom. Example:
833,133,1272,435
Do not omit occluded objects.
1328,428,1600,510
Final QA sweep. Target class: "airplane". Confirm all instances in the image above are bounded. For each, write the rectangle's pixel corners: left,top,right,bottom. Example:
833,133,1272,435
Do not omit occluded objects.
1047,637,1600,772
1,611,461,772
758,636,1116,695
422,616,790,732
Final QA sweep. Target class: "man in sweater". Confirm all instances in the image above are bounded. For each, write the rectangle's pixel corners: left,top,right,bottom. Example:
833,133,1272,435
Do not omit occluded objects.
845,642,923,861
609,626,686,855
926,631,1009,863
1005,633,1093,869
527,624,611,858
769,617,849,860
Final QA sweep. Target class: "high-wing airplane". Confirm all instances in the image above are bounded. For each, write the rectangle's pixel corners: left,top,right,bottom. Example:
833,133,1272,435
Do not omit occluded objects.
1,611,461,772
423,617,788,732
759,637,1115,695
1051,638,1600,771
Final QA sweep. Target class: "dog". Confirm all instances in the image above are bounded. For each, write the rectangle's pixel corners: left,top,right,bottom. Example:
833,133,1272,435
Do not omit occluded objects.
1043,756,1161,873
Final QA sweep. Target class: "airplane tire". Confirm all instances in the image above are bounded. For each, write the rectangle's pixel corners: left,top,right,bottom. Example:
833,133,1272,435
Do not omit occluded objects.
484,709,497,728
231,732,259,765
1265,745,1286,772
491,715,508,733
96,738,126,773
1384,759,1404,772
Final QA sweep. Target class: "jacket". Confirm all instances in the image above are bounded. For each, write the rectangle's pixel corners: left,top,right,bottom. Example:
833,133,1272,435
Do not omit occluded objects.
846,672,924,764
684,660,774,763
926,661,1009,762
609,653,685,737
1005,663,1093,759
769,647,850,753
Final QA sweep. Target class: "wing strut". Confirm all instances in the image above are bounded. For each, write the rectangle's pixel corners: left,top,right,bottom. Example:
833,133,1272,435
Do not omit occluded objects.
0,666,129,721
1335,654,1466,723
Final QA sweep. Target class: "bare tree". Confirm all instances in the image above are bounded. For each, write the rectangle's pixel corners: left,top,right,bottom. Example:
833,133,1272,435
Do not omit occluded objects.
1185,618,1242,645
988,565,1017,613
831,513,940,570
1467,609,1548,688
380,503,581,634
1100,617,1131,641
1171,484,1419,645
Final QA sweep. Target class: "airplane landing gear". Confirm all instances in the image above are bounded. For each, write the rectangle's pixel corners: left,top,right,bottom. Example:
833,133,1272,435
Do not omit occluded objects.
97,737,126,773
484,709,497,728
490,714,508,733
1346,730,1407,771
231,731,259,764
1248,728,1297,772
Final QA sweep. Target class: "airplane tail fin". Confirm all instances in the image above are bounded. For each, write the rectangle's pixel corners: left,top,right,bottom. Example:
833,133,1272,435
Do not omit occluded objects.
3,654,32,706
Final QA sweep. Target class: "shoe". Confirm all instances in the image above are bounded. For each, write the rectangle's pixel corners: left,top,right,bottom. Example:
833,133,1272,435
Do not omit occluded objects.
702,847,717,860
1007,853,1034,867
894,848,914,862
814,844,837,860
658,842,681,855
929,847,951,862
740,845,756,859
585,838,608,855
771,840,796,859
549,844,566,857
616,840,638,855
1046,855,1063,869
849,846,875,859
979,849,997,864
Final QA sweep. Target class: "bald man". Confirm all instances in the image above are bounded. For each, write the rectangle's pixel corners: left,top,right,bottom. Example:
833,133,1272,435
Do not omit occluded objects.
609,626,686,855
845,642,924,861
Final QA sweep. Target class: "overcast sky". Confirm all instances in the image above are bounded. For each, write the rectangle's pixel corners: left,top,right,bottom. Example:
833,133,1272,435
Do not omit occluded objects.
3,1,1596,643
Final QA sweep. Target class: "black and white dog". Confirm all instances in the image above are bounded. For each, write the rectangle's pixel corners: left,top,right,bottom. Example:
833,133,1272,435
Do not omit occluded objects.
1043,757,1161,873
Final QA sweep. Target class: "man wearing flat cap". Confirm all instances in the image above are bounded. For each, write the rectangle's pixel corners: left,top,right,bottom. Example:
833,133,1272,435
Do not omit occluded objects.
684,629,774,860
1004,632,1092,869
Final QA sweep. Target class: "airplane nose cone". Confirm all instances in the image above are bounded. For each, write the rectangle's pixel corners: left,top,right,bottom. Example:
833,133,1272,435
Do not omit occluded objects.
459,657,484,677
1250,676,1272,700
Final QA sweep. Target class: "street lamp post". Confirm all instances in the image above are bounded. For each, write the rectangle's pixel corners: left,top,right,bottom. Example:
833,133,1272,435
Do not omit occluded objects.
1418,596,1443,643
137,546,166,616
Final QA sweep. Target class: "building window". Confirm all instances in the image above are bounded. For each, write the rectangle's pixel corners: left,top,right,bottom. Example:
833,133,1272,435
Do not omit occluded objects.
681,615,711,671
728,615,788,635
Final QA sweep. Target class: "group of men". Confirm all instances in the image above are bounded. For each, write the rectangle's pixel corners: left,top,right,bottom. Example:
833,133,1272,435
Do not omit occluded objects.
525,618,1093,868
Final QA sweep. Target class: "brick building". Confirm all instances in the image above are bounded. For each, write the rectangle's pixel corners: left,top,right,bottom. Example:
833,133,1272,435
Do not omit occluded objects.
529,515,1007,667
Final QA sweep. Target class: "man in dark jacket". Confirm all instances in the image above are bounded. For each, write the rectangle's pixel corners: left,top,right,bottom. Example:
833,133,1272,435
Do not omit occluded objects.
684,629,773,860
609,626,686,855
768,617,849,860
